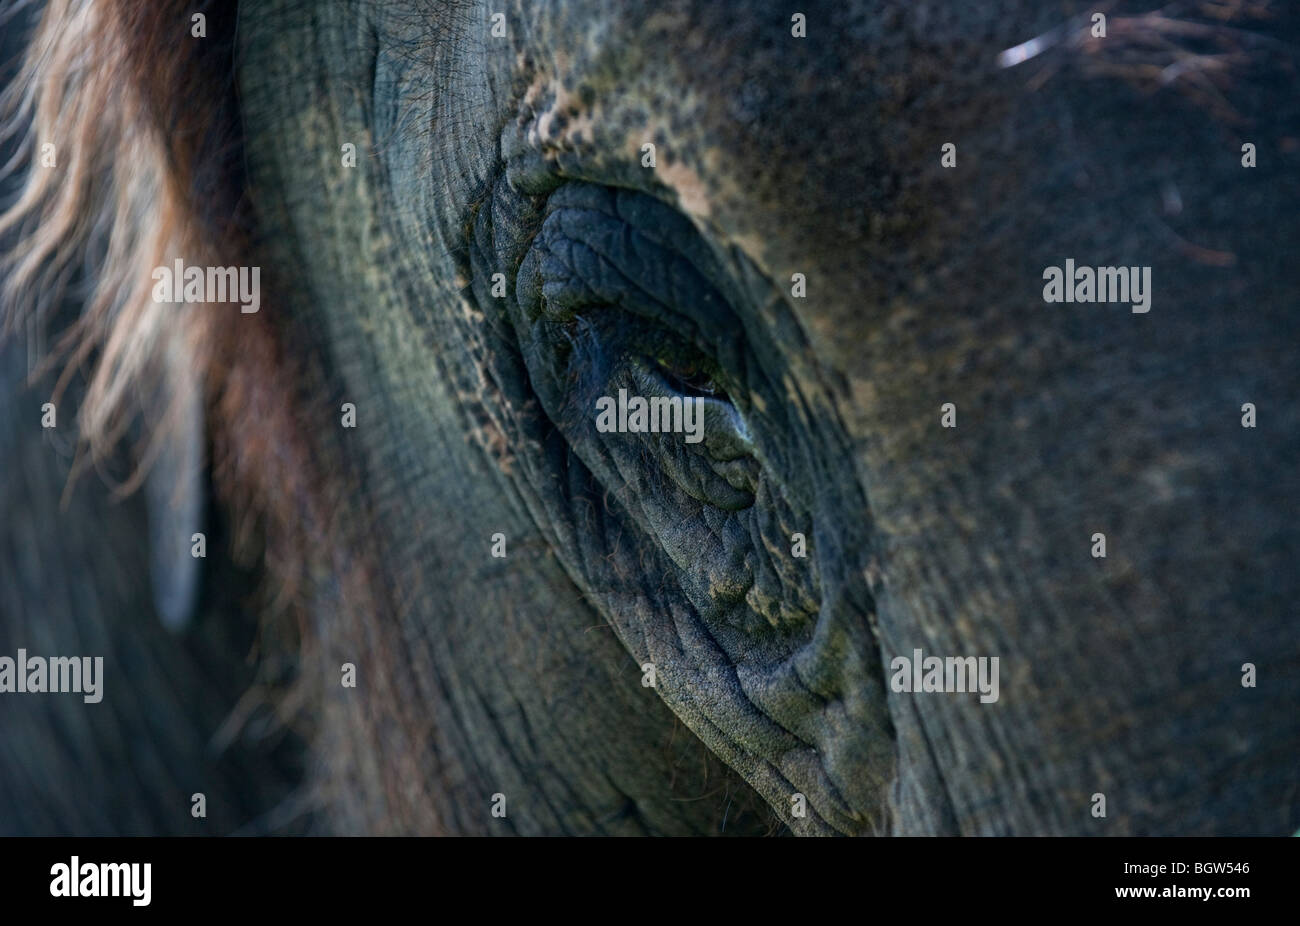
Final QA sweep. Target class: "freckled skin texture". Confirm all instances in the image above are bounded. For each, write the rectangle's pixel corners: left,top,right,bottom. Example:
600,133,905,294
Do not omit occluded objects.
3,0,1300,834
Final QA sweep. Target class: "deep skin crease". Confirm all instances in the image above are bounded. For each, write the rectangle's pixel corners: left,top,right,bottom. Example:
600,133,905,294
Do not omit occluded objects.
2,0,1299,835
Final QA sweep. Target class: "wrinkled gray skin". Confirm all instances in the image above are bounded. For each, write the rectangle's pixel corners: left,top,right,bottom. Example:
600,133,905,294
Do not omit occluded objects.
4,0,1300,835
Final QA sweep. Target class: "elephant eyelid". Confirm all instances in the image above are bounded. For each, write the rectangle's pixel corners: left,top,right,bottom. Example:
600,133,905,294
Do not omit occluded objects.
648,349,728,401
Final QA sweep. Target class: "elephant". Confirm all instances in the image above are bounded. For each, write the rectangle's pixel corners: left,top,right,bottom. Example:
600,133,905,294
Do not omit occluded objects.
1,0,1297,836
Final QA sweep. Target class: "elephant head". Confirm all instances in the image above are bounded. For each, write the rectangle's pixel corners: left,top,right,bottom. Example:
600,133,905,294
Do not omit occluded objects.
2,0,1297,835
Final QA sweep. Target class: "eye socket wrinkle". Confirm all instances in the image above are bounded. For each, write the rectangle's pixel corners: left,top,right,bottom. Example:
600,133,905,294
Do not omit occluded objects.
509,179,747,412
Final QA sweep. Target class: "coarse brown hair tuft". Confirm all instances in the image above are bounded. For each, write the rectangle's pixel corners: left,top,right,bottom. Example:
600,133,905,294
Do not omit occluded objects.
0,0,447,833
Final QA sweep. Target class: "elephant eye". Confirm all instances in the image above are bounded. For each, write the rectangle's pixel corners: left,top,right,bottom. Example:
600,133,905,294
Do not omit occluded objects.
654,355,723,398
485,179,755,496
646,334,729,400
